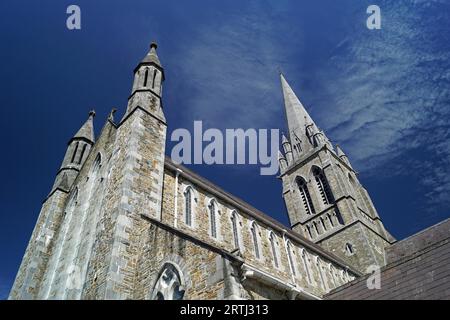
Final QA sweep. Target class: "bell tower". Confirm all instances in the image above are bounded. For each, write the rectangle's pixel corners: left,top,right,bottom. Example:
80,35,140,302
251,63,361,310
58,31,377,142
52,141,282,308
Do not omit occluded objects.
278,74,394,273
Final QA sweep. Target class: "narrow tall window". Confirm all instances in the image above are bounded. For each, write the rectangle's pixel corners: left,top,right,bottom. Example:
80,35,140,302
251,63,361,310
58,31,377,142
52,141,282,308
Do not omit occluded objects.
269,232,279,268
251,222,260,259
313,221,320,235
345,243,354,255
71,142,79,163
313,167,334,205
306,225,313,239
143,68,149,87
301,250,312,284
320,217,327,231
231,211,239,249
317,258,328,291
327,213,334,227
184,188,192,226
297,177,315,215
152,69,157,89
78,143,87,164
287,241,296,276
329,264,337,288
209,200,217,238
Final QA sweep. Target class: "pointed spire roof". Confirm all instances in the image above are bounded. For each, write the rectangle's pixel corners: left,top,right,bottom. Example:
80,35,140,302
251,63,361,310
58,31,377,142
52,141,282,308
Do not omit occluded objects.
73,110,95,143
136,42,163,68
280,74,316,139
134,41,164,79
142,42,161,66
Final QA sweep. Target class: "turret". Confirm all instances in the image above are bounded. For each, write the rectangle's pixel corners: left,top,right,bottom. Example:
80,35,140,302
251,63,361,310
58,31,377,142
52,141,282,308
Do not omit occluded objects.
278,150,288,172
50,111,95,195
125,42,165,122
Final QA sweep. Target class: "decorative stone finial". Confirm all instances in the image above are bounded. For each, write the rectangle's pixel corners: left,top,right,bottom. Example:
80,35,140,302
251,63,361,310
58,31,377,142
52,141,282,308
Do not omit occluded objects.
89,110,96,118
108,108,117,122
150,41,158,50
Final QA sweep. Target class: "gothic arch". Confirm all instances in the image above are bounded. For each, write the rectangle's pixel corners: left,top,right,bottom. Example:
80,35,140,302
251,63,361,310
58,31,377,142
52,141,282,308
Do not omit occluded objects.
315,256,329,291
311,165,334,206
300,248,313,284
295,176,315,215
268,230,280,269
250,221,262,260
230,210,243,251
151,262,186,300
285,239,297,277
183,184,198,228
207,198,220,239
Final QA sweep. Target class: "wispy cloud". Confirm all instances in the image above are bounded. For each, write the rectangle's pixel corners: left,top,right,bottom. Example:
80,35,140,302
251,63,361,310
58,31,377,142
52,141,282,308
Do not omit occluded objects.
314,0,450,218
171,1,302,130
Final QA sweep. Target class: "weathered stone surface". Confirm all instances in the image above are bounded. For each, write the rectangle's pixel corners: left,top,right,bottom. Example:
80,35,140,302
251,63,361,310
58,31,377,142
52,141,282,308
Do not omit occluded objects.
10,43,444,301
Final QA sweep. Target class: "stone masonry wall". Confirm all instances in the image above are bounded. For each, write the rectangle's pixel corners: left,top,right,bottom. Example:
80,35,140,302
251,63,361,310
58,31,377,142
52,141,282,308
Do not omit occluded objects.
158,161,359,299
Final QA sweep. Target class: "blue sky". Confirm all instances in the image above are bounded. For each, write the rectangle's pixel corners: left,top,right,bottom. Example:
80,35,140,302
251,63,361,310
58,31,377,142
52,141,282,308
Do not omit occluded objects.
1,0,450,298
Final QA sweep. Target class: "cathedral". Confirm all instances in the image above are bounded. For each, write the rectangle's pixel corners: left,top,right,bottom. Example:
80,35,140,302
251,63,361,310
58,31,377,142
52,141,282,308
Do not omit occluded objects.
9,42,449,300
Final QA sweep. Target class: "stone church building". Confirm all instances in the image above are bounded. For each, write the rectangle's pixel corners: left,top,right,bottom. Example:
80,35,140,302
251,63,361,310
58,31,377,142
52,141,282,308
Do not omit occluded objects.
9,42,448,300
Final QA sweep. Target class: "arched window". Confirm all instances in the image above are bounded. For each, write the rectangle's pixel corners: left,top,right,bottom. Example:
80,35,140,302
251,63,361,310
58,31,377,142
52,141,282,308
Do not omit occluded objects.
77,143,87,164
208,199,218,239
230,211,240,250
327,213,334,227
313,221,320,235
328,264,338,288
297,177,315,215
250,222,261,259
71,142,79,163
286,240,297,276
269,231,279,268
152,69,157,89
301,249,312,284
316,257,329,291
151,263,185,300
305,225,313,239
312,167,334,205
184,187,193,227
143,68,149,87
345,243,354,255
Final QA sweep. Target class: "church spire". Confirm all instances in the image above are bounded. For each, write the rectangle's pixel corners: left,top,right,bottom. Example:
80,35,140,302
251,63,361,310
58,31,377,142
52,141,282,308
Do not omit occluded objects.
50,110,96,195
281,74,332,156
137,41,163,69
280,74,315,139
72,110,95,143
126,41,165,121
